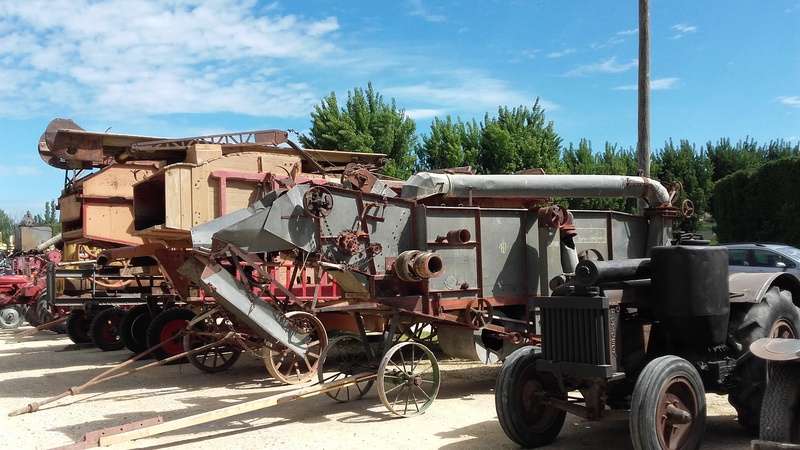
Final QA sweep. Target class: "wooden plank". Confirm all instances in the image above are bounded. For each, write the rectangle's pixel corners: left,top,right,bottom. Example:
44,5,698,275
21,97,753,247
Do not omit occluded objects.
58,194,82,222
82,164,159,198
193,164,210,226
98,373,377,447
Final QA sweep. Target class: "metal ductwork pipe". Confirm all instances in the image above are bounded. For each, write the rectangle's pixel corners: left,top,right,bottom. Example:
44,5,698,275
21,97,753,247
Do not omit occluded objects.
401,172,672,206
573,258,651,286
436,229,471,245
35,233,62,252
394,250,445,282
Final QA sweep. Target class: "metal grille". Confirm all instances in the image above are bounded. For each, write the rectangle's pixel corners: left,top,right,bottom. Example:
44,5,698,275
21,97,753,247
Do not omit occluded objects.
536,297,610,366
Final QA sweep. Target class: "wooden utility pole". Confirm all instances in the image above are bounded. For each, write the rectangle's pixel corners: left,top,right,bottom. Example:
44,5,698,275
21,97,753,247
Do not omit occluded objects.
637,0,651,214
638,0,650,178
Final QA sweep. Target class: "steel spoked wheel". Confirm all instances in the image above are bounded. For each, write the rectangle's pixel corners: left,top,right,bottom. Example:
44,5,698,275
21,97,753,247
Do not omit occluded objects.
183,313,241,373
377,341,440,417
89,307,126,351
264,311,328,384
630,355,706,450
465,298,493,330
396,318,437,344
318,334,375,402
66,309,93,344
0,305,24,329
146,307,195,363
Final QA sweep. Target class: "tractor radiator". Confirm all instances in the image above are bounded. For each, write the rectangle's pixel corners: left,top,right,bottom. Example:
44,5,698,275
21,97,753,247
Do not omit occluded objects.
533,296,617,379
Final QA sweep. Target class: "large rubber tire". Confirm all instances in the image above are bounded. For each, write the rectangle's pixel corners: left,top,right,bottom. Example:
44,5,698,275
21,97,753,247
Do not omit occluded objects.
146,307,195,364
66,309,93,344
0,305,24,329
25,302,43,327
35,289,66,334
495,346,566,448
728,286,800,432
760,361,800,443
630,355,706,450
89,307,126,351
120,304,156,354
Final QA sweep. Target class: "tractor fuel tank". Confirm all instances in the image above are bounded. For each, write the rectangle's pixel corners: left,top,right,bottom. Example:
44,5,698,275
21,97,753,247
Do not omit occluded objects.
651,244,729,346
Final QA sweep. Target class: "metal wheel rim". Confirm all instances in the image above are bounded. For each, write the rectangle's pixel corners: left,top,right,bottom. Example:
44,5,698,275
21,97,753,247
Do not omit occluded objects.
1,306,22,328
159,319,190,356
517,364,561,430
770,318,796,339
655,375,701,450
318,334,375,402
263,311,328,384
377,341,440,417
98,315,122,345
183,331,241,373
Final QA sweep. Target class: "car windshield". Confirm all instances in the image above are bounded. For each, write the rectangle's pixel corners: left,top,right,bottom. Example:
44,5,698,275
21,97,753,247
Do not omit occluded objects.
777,246,800,260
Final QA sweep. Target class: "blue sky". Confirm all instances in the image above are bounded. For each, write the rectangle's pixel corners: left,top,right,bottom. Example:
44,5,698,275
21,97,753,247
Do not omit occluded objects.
1,0,798,218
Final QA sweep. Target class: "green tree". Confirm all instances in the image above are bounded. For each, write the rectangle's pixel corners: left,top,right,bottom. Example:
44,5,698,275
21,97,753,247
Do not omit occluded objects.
477,101,562,174
0,209,12,248
415,116,480,171
300,82,417,179
652,140,713,233
559,140,638,213
705,138,765,182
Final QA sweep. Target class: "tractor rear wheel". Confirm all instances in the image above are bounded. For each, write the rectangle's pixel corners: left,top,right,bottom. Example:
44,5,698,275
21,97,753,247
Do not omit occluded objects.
25,302,43,327
759,361,800,443
0,305,24,329
35,288,66,334
728,286,800,432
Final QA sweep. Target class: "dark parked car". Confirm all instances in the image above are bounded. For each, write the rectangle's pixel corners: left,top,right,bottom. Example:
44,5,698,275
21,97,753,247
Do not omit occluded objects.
724,243,800,278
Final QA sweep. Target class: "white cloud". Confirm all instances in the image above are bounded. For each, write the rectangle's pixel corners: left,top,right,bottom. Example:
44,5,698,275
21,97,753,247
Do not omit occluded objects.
614,77,680,91
407,0,446,23
564,56,638,77
405,109,444,120
385,70,559,116
778,96,800,108
670,23,698,39
547,48,576,58
617,28,638,36
0,166,42,176
0,0,342,120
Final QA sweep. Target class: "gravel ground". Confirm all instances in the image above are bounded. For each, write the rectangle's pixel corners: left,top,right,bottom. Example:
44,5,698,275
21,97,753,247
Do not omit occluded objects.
1,326,756,450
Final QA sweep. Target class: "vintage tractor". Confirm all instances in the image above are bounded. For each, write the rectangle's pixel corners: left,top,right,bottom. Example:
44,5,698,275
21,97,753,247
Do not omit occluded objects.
494,233,800,447
0,226,64,331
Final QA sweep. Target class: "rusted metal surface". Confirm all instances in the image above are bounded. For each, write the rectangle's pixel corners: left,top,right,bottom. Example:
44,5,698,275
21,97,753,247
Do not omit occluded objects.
53,417,164,450
749,337,800,361
128,129,288,154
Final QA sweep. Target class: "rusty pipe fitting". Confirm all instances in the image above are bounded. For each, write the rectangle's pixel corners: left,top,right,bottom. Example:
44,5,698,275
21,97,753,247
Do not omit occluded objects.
395,250,445,282
435,229,471,245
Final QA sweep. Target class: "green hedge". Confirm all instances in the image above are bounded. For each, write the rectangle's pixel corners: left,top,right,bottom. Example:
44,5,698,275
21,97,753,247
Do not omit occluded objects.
712,156,800,246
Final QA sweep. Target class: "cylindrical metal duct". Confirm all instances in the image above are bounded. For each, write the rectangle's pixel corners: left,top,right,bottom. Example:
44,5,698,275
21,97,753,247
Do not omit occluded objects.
394,250,445,282
573,258,651,286
401,172,672,206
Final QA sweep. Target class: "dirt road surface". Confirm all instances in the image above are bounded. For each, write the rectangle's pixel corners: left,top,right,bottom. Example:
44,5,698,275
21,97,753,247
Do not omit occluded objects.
1,326,755,450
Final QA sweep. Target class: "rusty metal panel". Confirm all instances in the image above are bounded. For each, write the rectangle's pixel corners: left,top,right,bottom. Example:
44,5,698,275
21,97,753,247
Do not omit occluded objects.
479,210,527,298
